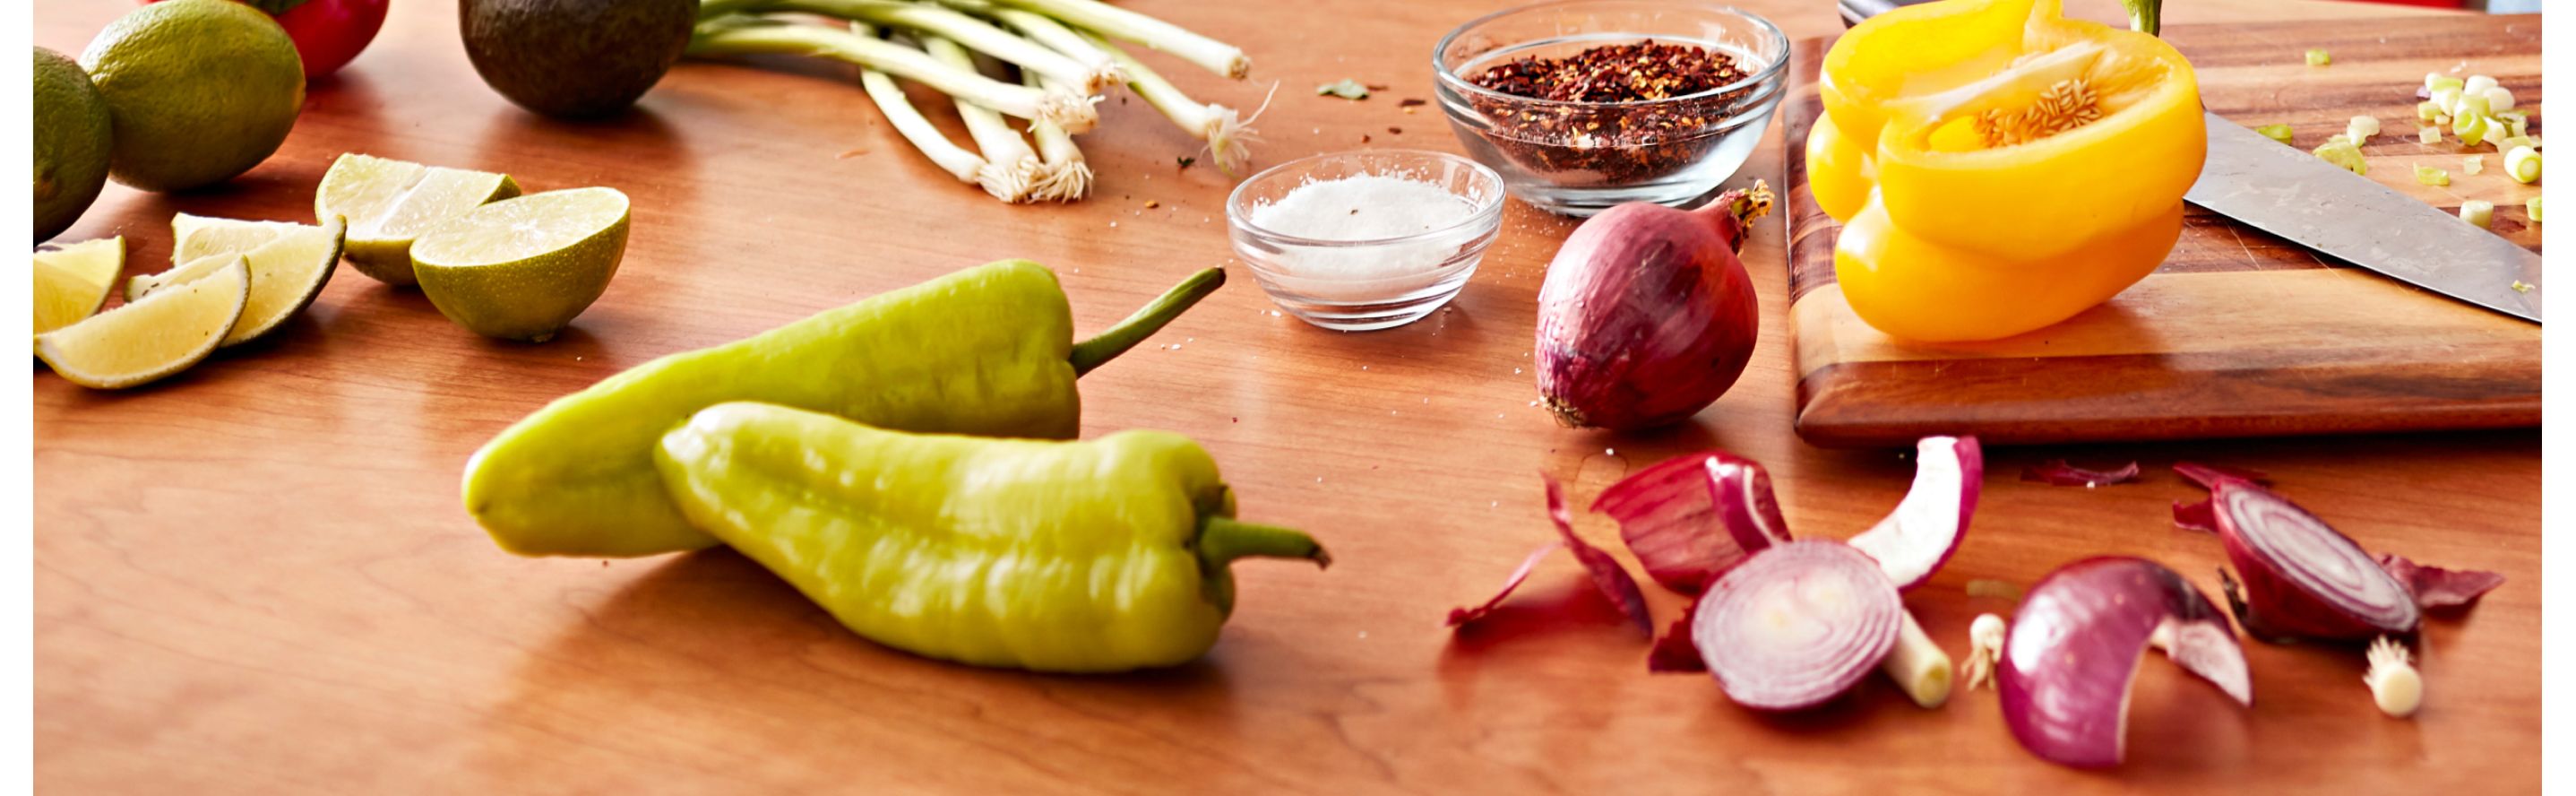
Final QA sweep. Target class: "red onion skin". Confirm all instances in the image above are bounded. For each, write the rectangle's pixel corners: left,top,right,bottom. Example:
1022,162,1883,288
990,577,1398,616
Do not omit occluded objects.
1694,540,1901,711
1590,451,1788,594
1535,187,1770,431
2378,553,2506,610
1546,477,1655,636
2211,481,2420,640
1848,436,1981,591
2001,557,2251,769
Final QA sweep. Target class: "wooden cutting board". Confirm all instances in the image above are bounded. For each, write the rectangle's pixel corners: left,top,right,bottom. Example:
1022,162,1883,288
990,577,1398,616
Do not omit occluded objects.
1780,14,2542,447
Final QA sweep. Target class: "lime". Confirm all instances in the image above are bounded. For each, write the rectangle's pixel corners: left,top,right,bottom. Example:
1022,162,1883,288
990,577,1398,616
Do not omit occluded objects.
133,215,346,346
81,0,304,192
314,153,521,285
34,48,114,242
413,187,630,342
33,237,125,336
38,255,247,389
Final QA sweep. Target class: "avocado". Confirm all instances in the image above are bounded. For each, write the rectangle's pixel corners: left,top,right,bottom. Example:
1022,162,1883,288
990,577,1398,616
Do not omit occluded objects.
460,0,697,119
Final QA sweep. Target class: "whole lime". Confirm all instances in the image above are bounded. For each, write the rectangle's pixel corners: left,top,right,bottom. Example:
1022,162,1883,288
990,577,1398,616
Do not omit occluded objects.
33,47,114,242
80,0,305,192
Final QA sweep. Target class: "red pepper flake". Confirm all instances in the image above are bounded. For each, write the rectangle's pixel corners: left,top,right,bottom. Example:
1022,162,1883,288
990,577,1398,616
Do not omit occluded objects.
1361,134,1372,143
1387,125,1402,134
2021,459,2141,487
1143,200,1160,209
1462,40,1753,184
1365,82,1390,91
1398,98,1426,108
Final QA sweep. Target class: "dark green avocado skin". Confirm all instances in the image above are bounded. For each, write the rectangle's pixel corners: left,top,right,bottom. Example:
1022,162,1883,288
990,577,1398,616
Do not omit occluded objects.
461,0,698,119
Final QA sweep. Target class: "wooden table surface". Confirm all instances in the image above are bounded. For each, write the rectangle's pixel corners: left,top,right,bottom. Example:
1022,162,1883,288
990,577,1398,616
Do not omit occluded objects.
34,1,2538,792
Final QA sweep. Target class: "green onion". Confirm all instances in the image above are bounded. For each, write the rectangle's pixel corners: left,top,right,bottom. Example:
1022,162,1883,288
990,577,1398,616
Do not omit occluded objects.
2528,196,2544,223
848,26,990,187
2417,101,2444,124
2305,48,2330,66
2425,74,2464,93
2464,155,2483,175
2255,124,2294,144
977,5,1120,79
2483,86,2517,113
2313,138,2368,175
961,0,1249,79
2419,126,2441,145
1091,31,1265,176
2460,199,2494,229
2431,86,2463,117
2456,93,2491,121
754,0,1120,95
2414,165,2450,186
1022,68,1091,202
2455,111,2492,147
2496,135,2536,153
2348,115,2380,144
2465,74,2498,96
2505,145,2542,184
923,35,1043,202
689,18,1099,133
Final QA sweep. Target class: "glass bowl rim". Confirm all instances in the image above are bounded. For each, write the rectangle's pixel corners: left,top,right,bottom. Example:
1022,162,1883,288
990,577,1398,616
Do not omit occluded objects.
1431,0,1791,110
1225,149,1509,250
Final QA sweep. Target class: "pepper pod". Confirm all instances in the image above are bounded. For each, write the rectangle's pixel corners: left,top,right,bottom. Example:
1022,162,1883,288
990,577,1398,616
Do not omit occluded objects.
653,402,1329,673
1810,0,2203,342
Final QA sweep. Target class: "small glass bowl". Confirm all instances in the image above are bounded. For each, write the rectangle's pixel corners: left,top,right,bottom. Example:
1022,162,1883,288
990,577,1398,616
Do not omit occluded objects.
1434,1,1789,217
1226,150,1505,332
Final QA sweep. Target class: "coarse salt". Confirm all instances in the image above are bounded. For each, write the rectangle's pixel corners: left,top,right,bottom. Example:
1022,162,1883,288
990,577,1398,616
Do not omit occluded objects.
1247,173,1476,280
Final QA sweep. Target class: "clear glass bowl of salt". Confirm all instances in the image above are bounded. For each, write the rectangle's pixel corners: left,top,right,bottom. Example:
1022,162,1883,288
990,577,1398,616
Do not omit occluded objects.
1226,150,1506,331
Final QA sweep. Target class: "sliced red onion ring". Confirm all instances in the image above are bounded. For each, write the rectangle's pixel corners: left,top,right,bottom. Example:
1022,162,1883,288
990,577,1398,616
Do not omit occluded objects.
1546,476,1655,636
2001,557,2251,768
2174,461,2270,489
1591,451,1788,594
1848,436,1982,591
1647,598,1706,673
1693,540,1901,711
1446,542,1561,628
2022,459,2141,487
2377,553,2506,610
2171,499,2218,534
2211,480,2419,639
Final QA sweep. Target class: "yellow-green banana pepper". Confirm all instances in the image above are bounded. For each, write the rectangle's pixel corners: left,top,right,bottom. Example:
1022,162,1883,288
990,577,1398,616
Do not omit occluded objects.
656,402,1328,672
464,261,1223,558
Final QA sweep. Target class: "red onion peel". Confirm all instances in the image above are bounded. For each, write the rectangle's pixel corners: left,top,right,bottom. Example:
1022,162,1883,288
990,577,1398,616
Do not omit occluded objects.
1693,540,1902,711
1534,183,1773,431
2377,553,2505,610
2174,461,2270,489
1445,542,1558,628
1647,597,1707,673
2022,459,2141,487
1591,451,1789,594
2210,480,2419,640
2000,557,2251,768
1848,436,1983,591
2171,498,2218,533
1546,476,1655,636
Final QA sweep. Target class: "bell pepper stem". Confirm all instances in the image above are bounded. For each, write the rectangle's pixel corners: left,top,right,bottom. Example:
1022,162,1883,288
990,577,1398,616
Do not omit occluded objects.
2124,0,2161,36
1068,267,1227,376
1197,516,1331,570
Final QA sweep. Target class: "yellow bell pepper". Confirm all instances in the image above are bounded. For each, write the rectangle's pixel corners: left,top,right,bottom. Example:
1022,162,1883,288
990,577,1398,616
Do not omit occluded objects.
1812,0,2203,342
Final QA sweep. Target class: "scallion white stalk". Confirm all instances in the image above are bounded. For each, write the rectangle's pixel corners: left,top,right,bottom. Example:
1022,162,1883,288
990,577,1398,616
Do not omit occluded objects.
689,19,1098,133
1023,69,1092,202
920,35,1044,203
1090,32,1266,176
962,0,1248,79
846,25,990,186
746,0,1117,95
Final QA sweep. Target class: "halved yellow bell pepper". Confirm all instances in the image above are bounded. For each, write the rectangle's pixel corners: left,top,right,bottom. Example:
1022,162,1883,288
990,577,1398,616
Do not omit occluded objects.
1812,0,2203,342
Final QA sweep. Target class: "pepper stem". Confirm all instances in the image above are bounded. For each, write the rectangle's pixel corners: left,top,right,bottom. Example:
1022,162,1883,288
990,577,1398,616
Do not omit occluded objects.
1068,267,1227,376
2124,0,2162,36
1197,516,1331,570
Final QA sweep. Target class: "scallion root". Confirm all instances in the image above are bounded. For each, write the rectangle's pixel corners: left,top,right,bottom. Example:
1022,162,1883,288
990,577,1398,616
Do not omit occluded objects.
1092,33,1266,176
850,25,988,186
1023,70,1092,202
1961,612,2006,690
2364,636,2423,718
922,35,1044,203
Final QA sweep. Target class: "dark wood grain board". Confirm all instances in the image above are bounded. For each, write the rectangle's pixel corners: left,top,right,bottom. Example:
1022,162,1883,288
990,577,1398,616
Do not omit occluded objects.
1781,13,2542,447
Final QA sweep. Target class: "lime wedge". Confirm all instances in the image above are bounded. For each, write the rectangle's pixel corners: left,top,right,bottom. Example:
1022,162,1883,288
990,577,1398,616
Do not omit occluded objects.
38,255,247,389
133,215,347,346
172,212,300,265
413,187,630,342
34,237,125,336
315,152,520,285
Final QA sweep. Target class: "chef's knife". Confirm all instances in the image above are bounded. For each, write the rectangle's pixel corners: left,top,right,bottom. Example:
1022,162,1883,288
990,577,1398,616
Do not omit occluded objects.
1836,0,2543,323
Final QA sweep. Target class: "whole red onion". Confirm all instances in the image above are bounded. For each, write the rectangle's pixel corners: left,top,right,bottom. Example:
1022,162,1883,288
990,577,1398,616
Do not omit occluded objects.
1535,183,1772,430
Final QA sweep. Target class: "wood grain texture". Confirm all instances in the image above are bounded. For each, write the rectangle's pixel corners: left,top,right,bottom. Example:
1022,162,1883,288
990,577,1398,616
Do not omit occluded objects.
1782,13,2542,447
34,1,2537,793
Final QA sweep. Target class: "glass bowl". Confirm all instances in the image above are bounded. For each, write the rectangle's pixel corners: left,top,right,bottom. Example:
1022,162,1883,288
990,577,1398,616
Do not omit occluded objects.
1434,1,1789,217
1226,150,1505,332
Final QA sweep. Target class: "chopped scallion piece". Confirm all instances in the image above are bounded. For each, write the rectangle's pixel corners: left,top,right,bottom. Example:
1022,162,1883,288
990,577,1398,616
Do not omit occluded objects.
2465,74,2499,96
2313,138,2368,175
2511,280,2533,293
2431,86,2463,116
2419,126,2442,145
2505,146,2542,184
2455,112,2493,147
2417,101,2445,124
2457,94,2492,121
2496,135,2535,152
2415,165,2450,186
2483,86,2517,113
2305,48,2330,66
2255,124,2295,144
2348,116,2382,141
2425,74,2464,93
2460,200,2495,228
2528,196,2543,223
2464,155,2484,175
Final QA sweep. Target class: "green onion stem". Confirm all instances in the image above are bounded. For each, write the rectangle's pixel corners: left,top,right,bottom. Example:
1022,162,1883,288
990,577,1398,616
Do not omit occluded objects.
688,18,1098,133
1023,68,1092,202
1090,32,1264,176
984,7,1122,80
922,34,1042,203
744,0,1116,95
2124,0,2161,36
847,23,988,185
950,0,1248,79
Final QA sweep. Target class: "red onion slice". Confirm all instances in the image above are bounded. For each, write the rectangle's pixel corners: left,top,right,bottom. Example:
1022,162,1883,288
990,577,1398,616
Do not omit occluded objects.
2377,553,2506,610
2171,499,2218,534
1848,436,1982,591
1591,451,1788,594
1546,476,1655,636
1693,540,1902,711
2174,461,2270,489
1446,541,1560,628
2001,557,2251,768
2211,480,2419,639
2022,459,2141,487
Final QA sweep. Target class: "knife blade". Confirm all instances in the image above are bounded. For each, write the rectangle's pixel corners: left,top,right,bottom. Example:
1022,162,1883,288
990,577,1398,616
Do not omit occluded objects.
1836,0,2542,323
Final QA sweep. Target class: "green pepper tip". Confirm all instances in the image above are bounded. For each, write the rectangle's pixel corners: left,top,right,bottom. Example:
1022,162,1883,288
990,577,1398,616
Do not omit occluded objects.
1196,515,1328,571
1068,267,1228,376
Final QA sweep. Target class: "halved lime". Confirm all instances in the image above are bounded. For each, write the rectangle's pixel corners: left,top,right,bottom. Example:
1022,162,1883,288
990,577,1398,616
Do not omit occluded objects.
413,187,630,342
38,255,247,389
314,152,521,285
34,237,125,336
133,215,347,346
